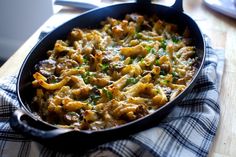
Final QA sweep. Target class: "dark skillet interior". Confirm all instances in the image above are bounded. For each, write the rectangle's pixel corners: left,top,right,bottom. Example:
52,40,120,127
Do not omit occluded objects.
15,1,205,152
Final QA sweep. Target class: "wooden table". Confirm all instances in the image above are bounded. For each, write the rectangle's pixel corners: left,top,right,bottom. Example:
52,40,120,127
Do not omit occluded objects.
0,1,235,156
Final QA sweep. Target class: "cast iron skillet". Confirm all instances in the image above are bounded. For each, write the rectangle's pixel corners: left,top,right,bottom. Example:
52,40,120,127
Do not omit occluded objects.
10,0,205,152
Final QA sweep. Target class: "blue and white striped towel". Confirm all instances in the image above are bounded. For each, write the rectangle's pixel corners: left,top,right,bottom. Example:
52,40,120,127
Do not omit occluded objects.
0,36,224,157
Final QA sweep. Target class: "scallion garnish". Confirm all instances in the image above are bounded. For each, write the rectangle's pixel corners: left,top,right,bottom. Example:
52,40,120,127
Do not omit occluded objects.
102,88,113,100
126,77,138,85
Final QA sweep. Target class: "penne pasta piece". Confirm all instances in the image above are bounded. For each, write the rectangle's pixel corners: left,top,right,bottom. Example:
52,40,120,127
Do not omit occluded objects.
37,76,70,90
121,64,142,76
72,86,91,98
120,45,148,57
158,55,169,65
127,96,150,105
63,101,91,111
61,68,84,77
31,13,197,131
70,75,86,87
169,84,186,91
33,72,47,81
83,110,98,122
140,73,152,83
90,77,110,87
140,52,156,67
110,74,129,89
152,94,167,107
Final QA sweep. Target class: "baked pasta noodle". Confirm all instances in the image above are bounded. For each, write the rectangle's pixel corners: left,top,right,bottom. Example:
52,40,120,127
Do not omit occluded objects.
32,13,197,130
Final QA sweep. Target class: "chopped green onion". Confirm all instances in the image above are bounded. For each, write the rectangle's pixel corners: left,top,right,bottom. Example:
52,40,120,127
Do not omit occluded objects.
172,71,179,82
100,63,109,71
145,46,152,53
156,88,160,94
83,58,89,64
135,27,141,33
50,78,57,83
160,40,167,50
135,33,142,39
126,77,138,85
129,58,133,64
113,64,118,69
82,77,89,84
172,71,179,77
90,93,101,105
172,36,181,43
150,63,154,69
81,71,95,84
160,69,167,75
102,88,113,100
91,94,101,101
150,48,157,54
135,56,144,62
140,58,145,64
160,75,165,79
162,80,169,85
155,59,160,66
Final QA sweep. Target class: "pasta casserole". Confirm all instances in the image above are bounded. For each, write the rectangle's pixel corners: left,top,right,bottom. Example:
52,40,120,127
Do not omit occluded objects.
32,13,197,130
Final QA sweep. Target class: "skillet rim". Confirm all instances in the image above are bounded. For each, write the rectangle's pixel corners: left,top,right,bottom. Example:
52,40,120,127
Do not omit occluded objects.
15,1,206,135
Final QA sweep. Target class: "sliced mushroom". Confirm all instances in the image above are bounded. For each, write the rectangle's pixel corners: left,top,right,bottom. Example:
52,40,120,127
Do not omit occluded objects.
64,112,80,124
35,59,56,77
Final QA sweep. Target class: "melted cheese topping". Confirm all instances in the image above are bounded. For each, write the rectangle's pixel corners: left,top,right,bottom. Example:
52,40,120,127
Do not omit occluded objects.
32,13,197,130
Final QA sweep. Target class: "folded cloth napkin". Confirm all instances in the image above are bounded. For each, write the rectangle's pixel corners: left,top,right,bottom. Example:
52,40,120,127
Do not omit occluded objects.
0,36,224,157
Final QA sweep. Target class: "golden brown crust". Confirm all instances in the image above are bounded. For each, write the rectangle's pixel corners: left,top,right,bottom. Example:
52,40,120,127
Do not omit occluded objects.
32,13,197,130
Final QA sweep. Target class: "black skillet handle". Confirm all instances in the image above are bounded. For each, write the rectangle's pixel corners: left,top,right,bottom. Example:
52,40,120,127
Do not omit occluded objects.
136,0,183,12
136,0,151,4
10,109,72,140
171,0,183,12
